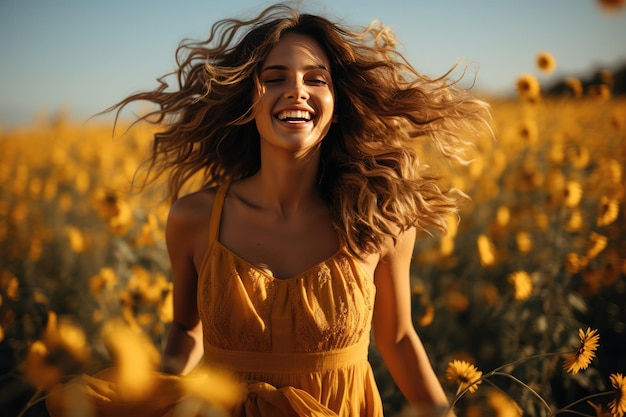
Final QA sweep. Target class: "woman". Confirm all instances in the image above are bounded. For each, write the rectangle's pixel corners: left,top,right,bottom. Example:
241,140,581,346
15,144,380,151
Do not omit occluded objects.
49,3,490,416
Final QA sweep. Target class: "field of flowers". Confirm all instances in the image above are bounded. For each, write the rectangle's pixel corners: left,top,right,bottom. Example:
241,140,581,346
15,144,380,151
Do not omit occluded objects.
1,70,625,416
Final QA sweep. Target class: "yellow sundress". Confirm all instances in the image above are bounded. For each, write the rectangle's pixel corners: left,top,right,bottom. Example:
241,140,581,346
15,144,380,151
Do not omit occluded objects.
47,180,384,416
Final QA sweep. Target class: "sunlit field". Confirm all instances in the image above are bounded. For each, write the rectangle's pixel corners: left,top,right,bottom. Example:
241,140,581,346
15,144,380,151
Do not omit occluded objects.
1,88,625,415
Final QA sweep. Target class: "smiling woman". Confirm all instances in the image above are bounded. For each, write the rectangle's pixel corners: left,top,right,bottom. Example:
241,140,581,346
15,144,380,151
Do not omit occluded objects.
45,2,491,417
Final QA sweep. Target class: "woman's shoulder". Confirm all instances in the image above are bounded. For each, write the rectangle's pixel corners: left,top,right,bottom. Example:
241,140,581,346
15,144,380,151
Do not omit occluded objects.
166,187,219,232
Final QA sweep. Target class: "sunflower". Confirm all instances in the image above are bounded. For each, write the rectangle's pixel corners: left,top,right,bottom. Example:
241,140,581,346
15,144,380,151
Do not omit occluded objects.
536,51,556,73
564,180,583,208
587,232,608,260
598,0,626,13
608,373,626,417
597,196,620,227
446,360,482,394
563,328,600,374
565,77,583,97
508,271,533,301
515,74,541,102
477,234,496,266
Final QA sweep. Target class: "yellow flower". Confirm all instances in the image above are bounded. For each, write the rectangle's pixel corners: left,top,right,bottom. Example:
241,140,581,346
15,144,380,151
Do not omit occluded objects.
597,196,619,227
6,275,20,300
564,181,583,208
536,51,556,73
588,84,611,102
181,366,245,413
565,77,583,98
488,390,523,417
496,206,510,227
477,234,496,266
516,73,541,102
66,225,86,253
446,360,482,394
416,303,435,327
508,271,533,301
446,289,469,313
587,232,608,260
565,253,586,275
566,209,584,232
518,119,539,143
608,373,626,417
23,311,91,390
598,0,626,13
515,232,532,253
563,328,600,374
102,318,161,401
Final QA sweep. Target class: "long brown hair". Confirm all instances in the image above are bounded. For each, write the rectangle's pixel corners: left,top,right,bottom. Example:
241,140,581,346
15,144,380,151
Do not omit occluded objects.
108,3,492,257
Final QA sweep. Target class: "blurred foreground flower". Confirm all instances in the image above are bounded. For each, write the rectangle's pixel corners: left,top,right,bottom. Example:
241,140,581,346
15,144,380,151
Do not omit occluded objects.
177,366,244,415
23,311,90,390
446,360,482,394
608,373,626,417
563,328,600,375
101,318,161,401
487,390,523,417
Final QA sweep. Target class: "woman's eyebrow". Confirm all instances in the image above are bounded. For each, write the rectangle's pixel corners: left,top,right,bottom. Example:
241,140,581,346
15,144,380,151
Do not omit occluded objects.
261,64,330,73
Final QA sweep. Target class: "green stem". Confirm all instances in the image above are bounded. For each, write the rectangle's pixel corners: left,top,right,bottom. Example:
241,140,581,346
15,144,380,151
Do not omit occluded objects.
491,372,553,414
554,391,615,415
16,388,44,417
489,350,573,374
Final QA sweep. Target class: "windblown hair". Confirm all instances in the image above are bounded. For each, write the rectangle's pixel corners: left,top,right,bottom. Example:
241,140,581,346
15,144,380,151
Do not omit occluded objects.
109,3,491,258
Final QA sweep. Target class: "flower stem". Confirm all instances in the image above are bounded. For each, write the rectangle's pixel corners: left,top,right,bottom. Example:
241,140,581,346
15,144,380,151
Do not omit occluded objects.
554,391,615,415
17,388,44,417
491,372,553,414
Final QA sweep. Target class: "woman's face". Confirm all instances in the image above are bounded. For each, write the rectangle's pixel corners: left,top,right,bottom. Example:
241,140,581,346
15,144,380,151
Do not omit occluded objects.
253,33,335,156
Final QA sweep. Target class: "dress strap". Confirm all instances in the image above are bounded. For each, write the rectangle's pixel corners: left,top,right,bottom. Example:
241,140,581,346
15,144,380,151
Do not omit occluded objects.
208,180,231,250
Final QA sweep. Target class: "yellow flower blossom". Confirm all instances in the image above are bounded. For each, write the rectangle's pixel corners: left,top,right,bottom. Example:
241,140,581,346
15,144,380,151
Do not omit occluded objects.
598,0,626,13
477,234,496,266
23,311,90,390
416,303,435,327
587,232,608,260
102,318,161,401
516,73,541,102
446,360,482,394
181,366,245,413
488,390,523,417
447,289,469,313
597,196,619,227
536,51,556,73
565,77,583,98
563,328,600,375
566,209,584,232
66,225,86,253
518,119,539,143
588,84,611,102
508,271,533,301
515,232,532,253
565,253,586,275
608,373,626,417
496,206,510,227
564,181,583,208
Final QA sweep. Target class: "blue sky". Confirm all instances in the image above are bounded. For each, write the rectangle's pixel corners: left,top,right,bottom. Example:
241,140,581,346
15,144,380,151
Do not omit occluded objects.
1,0,625,127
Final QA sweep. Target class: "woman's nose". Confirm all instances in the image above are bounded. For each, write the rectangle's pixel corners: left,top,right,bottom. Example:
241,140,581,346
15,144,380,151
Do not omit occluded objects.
284,81,309,100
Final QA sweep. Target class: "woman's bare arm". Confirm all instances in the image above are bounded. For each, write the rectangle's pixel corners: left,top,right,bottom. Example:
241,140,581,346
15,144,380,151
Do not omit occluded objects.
372,227,450,414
